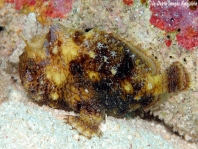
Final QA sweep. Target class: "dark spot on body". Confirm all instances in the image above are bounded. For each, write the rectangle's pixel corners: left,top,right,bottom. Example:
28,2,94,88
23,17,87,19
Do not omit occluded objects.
101,91,153,117
101,92,130,116
132,81,143,92
69,59,84,75
93,79,112,92
139,95,154,106
76,102,82,111
58,40,62,47
115,50,134,78
73,31,85,45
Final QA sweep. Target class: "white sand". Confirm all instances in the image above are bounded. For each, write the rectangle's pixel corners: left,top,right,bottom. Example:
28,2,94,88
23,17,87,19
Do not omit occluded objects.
0,100,174,149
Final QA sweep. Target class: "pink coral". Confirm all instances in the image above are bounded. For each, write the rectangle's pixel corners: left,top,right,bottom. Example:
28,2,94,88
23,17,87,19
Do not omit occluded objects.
46,0,73,18
176,26,198,49
5,0,36,10
5,0,73,20
150,0,198,50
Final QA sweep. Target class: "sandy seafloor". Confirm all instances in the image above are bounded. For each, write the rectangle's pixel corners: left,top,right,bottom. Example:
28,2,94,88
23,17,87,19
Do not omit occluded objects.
0,0,198,148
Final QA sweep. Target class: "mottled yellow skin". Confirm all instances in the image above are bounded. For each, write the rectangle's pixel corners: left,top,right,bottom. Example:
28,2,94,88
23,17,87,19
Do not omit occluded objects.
19,23,190,138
